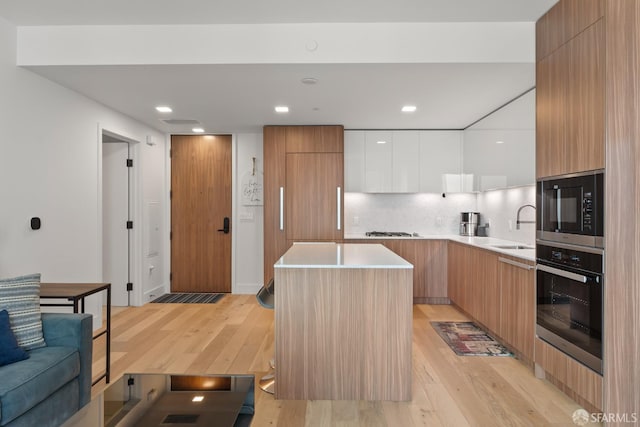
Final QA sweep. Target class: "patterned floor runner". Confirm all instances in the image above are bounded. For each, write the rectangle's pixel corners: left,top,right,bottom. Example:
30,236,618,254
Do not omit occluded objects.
431,321,513,356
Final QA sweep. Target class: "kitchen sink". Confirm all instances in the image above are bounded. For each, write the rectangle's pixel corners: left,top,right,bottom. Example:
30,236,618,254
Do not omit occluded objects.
491,244,534,250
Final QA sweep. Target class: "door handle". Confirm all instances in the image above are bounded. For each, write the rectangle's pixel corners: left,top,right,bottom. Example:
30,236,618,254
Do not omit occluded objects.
217,217,230,234
337,186,342,231
279,187,284,231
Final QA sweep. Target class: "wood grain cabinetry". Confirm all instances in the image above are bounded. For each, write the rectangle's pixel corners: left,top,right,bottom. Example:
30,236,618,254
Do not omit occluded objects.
346,239,448,303
263,125,344,285
536,17,605,178
535,337,602,412
448,243,535,365
497,255,535,364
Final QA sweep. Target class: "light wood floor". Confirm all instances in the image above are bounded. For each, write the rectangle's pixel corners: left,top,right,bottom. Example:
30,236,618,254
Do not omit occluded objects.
91,296,592,426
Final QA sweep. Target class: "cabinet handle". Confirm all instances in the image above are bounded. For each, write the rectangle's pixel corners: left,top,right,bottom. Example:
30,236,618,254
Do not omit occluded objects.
498,257,534,271
279,187,284,231
337,186,342,231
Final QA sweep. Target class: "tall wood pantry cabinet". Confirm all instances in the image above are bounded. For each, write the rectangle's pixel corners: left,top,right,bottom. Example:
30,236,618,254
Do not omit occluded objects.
263,125,344,285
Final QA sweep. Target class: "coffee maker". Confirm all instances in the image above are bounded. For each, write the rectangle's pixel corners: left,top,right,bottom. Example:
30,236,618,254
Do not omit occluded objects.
459,212,480,236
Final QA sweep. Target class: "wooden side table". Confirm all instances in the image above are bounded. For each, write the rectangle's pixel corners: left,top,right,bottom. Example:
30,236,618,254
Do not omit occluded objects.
39,282,111,385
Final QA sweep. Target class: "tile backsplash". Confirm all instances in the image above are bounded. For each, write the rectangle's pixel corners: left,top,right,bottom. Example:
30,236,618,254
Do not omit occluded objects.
344,185,536,245
344,192,477,235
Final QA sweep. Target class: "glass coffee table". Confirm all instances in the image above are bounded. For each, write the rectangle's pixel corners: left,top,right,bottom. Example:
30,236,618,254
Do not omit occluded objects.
64,373,254,427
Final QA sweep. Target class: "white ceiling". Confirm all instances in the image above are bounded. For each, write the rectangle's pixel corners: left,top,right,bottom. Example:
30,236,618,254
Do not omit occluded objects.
0,1,557,134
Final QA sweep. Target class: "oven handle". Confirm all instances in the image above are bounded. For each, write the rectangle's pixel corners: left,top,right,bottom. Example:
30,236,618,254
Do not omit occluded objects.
536,264,588,283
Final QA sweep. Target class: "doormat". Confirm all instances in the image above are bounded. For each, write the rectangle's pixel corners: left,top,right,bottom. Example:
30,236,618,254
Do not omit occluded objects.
150,293,224,304
431,321,513,357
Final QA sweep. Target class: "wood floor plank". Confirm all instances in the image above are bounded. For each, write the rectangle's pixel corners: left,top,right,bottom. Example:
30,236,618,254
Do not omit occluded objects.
92,297,591,426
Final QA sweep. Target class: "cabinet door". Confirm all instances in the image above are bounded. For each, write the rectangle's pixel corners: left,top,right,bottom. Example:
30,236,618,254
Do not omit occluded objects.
419,131,462,193
364,131,393,192
566,19,605,173
285,126,344,153
285,153,343,241
447,242,470,310
499,256,535,361
392,131,420,192
263,126,289,285
470,248,499,333
416,240,447,299
344,131,365,192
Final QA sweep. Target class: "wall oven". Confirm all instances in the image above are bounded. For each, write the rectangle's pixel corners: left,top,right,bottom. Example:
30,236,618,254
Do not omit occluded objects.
536,170,604,248
536,241,603,374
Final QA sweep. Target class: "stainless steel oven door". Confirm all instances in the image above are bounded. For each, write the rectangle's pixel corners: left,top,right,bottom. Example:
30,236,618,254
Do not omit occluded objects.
536,263,603,374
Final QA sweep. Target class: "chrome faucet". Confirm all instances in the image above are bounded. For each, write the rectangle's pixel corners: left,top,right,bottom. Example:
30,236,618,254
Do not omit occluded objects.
516,204,536,230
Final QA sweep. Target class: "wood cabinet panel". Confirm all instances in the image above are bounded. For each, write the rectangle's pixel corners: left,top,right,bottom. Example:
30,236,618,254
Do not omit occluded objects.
536,18,605,178
263,126,288,285
567,19,605,173
264,125,344,285
536,0,604,61
285,153,343,241
346,239,447,302
604,0,640,417
285,125,344,153
535,337,602,411
498,256,535,364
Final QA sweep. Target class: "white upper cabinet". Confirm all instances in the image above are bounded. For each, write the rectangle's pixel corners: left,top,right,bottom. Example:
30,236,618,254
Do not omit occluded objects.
463,89,536,191
345,130,463,193
418,131,463,193
364,131,393,192
344,131,365,192
392,131,420,192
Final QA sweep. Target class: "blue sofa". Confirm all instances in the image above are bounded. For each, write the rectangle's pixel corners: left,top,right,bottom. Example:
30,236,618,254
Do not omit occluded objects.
0,313,92,427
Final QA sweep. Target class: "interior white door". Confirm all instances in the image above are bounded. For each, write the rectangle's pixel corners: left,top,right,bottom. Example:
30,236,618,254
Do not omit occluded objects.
102,142,130,306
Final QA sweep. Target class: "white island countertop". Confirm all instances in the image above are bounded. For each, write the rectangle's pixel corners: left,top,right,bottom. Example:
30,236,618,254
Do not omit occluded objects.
275,242,413,269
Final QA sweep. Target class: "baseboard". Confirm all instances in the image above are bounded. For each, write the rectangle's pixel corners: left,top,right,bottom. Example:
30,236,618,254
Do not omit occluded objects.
144,284,166,303
234,282,262,295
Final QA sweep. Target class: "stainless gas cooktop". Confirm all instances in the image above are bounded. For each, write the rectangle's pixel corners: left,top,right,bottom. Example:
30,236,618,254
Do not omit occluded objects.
365,231,413,237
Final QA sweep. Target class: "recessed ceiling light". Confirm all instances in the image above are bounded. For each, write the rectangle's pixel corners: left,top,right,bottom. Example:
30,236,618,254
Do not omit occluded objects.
377,140,387,144
275,106,289,113
301,77,318,85
192,396,204,403
496,140,505,144
155,106,172,113
401,105,417,113
192,127,205,133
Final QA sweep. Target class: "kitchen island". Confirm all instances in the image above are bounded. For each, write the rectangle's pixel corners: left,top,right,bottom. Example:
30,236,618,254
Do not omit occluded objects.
274,242,413,401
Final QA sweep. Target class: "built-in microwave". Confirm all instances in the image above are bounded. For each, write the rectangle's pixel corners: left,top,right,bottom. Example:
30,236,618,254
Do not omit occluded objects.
536,170,604,248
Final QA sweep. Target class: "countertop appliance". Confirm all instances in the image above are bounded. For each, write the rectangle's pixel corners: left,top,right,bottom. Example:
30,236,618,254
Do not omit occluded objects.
459,212,480,236
536,241,603,374
536,170,604,248
365,231,413,237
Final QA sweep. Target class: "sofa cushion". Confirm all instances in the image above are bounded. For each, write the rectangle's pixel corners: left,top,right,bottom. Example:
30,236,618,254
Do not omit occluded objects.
0,346,79,425
0,274,45,350
0,310,29,367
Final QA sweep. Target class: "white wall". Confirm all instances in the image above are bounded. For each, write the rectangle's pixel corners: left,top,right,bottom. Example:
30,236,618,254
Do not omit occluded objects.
0,17,168,325
234,134,264,293
476,185,536,245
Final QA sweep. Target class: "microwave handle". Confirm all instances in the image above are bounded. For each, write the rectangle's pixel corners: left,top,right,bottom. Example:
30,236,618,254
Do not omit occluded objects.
537,264,588,283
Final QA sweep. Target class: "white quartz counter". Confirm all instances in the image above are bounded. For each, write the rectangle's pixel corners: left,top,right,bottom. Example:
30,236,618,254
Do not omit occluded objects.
275,242,414,269
343,233,535,262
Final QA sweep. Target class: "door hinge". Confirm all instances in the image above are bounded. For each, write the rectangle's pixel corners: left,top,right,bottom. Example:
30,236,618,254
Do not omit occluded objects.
126,221,133,229
126,282,133,291
170,190,172,200
169,149,172,158
170,231,172,240
126,159,133,167
127,377,135,386
170,273,173,281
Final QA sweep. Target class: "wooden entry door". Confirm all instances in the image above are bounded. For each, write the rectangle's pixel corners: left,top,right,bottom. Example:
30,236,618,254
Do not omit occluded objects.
171,135,232,293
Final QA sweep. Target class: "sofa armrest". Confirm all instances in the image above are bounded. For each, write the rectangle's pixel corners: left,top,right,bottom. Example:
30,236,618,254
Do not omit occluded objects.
41,313,93,407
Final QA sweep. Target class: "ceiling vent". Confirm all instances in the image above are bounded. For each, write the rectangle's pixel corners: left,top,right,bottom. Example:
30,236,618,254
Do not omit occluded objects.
160,119,201,125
